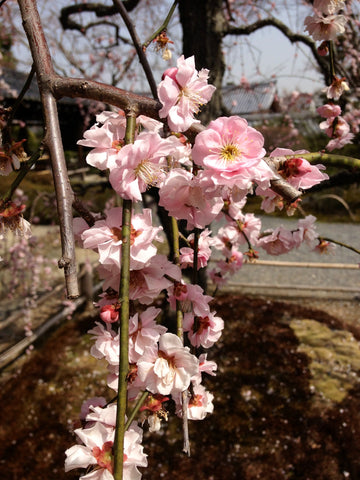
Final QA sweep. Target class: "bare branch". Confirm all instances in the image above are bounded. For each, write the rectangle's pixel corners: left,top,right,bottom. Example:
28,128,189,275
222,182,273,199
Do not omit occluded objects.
225,17,330,83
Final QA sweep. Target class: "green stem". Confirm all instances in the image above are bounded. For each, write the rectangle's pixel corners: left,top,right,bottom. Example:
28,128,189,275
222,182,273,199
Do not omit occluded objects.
320,237,360,256
268,152,360,169
191,228,200,286
2,146,43,203
142,0,179,49
125,391,149,430
113,113,137,480
328,41,336,79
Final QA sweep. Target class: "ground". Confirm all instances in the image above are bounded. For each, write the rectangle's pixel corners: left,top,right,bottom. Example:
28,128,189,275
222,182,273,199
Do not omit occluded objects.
1,293,360,480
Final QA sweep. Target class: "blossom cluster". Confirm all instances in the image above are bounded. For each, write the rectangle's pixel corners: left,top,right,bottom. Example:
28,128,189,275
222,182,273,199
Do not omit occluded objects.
64,53,333,480
304,0,354,151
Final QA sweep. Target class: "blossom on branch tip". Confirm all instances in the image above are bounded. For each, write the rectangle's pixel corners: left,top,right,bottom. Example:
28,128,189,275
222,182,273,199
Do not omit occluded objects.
157,55,216,132
304,13,347,41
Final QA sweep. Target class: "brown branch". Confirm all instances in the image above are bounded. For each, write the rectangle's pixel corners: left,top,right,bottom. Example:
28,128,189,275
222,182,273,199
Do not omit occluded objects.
112,0,158,99
18,0,79,299
59,0,141,31
225,17,330,84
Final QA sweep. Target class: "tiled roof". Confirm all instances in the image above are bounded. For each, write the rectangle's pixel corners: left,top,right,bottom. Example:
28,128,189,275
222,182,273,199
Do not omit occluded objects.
222,81,277,114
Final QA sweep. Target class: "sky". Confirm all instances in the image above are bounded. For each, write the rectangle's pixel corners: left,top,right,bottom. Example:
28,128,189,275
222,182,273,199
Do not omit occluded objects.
9,0,326,96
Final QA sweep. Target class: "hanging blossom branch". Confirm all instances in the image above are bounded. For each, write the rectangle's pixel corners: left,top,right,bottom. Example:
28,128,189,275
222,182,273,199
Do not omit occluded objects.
113,112,136,480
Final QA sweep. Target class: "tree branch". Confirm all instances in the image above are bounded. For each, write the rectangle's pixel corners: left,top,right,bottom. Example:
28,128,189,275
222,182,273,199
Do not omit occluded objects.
225,17,330,83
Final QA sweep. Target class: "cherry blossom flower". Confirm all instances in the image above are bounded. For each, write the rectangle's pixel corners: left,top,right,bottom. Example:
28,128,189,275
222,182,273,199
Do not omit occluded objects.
174,384,214,421
77,111,126,170
157,55,216,132
109,131,173,201
88,322,119,365
258,226,295,256
158,168,224,230
316,103,342,119
323,76,350,100
80,207,162,270
304,13,347,41
128,307,167,363
78,111,163,171
0,201,32,239
269,148,328,190
168,282,212,318
192,116,266,187
137,332,199,395
98,255,181,304
65,418,147,480
313,0,346,15
183,311,224,349
292,215,319,249
179,229,213,270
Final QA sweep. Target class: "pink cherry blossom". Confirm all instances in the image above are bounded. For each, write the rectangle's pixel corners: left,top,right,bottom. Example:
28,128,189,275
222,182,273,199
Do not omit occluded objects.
98,255,181,304
158,168,224,230
323,76,350,100
128,307,167,363
292,215,319,249
77,111,126,170
192,116,266,181
313,0,346,15
168,282,212,318
257,226,295,256
65,418,147,480
183,311,224,349
109,131,173,201
81,207,162,270
175,384,214,421
179,229,213,270
88,322,119,365
316,103,342,119
137,332,199,395
304,13,347,41
158,55,216,132
269,148,328,190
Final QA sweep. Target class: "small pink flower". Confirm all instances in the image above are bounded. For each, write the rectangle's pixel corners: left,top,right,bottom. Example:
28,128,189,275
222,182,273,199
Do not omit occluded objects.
313,0,345,15
270,148,328,190
129,307,167,363
109,131,172,201
174,383,214,420
292,215,319,249
192,116,265,177
323,76,350,100
179,229,213,270
137,332,199,395
258,226,295,256
158,168,224,230
183,311,224,349
158,55,216,132
304,13,347,41
316,103,341,119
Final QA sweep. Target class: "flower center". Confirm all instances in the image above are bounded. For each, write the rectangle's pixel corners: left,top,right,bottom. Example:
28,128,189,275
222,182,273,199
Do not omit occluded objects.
193,316,211,335
92,441,114,473
111,226,143,245
134,160,164,187
220,144,241,163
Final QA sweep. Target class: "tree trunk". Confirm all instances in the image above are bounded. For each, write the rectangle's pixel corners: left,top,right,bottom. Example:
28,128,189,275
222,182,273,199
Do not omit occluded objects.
178,0,227,124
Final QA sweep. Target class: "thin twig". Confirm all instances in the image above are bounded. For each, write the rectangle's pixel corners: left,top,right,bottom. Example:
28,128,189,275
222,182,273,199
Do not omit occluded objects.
142,0,179,49
112,0,158,99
